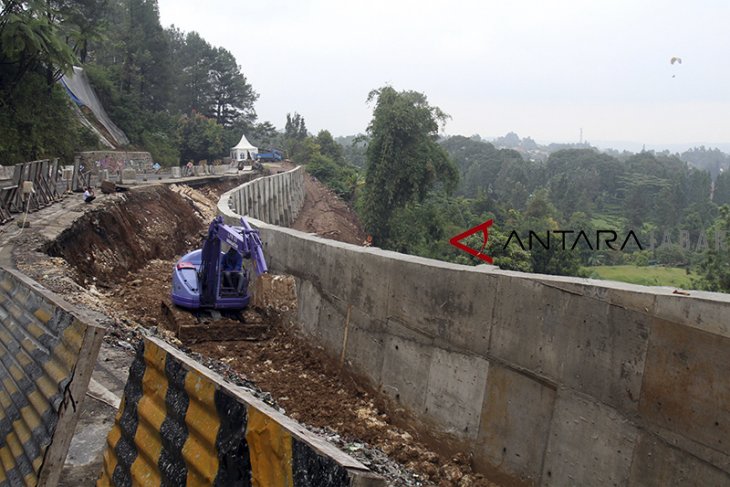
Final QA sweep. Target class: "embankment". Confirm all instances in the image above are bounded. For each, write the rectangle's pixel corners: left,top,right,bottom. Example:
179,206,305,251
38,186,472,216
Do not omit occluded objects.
0,267,103,485
220,166,730,486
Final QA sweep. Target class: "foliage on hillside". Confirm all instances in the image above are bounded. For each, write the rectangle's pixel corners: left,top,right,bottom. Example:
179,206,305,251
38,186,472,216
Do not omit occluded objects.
1,0,268,166
350,124,730,290
0,0,100,163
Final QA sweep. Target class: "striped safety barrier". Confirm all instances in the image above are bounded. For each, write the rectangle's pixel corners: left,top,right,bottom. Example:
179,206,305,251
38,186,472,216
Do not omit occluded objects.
98,337,384,486
0,268,104,486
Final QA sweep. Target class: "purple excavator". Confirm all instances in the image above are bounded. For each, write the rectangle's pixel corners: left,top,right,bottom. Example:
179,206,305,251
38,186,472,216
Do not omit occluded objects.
171,216,268,310
163,216,270,342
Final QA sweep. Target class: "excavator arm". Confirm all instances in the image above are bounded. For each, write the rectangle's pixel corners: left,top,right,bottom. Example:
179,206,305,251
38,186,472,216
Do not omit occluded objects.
198,216,268,307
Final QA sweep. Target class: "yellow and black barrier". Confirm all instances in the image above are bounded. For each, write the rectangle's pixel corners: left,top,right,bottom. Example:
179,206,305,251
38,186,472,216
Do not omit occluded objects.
0,267,104,486
98,337,384,486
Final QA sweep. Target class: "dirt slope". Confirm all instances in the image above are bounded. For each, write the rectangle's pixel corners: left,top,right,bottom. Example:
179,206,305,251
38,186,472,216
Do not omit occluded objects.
291,169,368,245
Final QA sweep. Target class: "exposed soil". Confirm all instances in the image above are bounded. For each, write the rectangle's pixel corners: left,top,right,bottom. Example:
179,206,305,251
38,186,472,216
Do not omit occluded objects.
291,166,369,245
44,186,206,287
192,332,497,486
15,176,499,486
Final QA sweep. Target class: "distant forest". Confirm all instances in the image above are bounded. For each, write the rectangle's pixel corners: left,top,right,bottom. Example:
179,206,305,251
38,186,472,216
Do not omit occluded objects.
323,130,730,292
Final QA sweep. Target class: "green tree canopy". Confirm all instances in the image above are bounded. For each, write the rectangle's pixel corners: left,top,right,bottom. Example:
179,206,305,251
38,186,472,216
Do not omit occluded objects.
362,86,458,243
177,112,223,163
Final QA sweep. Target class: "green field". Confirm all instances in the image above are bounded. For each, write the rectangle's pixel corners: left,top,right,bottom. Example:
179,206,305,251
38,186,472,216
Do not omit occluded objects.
589,213,626,230
583,265,697,289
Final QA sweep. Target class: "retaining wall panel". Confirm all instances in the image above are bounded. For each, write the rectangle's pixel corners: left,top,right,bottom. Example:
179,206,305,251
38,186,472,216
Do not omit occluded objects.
379,335,433,413
312,290,348,360
541,392,638,487
98,337,383,486
490,276,650,415
295,279,323,339
423,348,489,440
652,294,730,338
384,257,497,357
628,432,730,486
341,324,385,386
475,364,556,484
639,318,730,458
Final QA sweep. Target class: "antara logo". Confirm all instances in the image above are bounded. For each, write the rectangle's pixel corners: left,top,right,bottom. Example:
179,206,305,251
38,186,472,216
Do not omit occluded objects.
503,230,643,251
450,220,645,263
449,219,494,264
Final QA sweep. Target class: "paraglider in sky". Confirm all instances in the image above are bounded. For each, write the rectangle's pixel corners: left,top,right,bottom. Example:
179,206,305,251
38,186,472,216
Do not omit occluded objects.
670,57,682,77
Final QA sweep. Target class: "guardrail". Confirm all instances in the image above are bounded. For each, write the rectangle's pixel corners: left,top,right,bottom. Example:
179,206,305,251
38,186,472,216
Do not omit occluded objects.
0,159,63,225
0,267,103,486
98,337,384,486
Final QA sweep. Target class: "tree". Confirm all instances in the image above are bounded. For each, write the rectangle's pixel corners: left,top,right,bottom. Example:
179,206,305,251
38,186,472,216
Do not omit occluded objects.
698,205,730,292
284,112,307,139
177,112,224,163
362,86,458,243
0,0,76,92
0,0,95,164
174,31,214,114
61,0,109,63
209,47,257,127
315,130,344,163
249,121,278,147
121,0,171,110
715,171,730,206
283,112,310,161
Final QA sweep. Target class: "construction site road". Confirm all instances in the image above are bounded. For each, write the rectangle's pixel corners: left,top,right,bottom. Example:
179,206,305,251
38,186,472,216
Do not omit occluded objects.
3,173,500,486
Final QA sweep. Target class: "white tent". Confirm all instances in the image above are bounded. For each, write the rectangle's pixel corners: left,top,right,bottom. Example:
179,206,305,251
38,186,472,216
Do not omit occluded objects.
231,134,258,161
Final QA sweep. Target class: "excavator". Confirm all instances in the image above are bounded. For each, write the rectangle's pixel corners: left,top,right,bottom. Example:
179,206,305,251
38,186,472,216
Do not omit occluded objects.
161,216,271,342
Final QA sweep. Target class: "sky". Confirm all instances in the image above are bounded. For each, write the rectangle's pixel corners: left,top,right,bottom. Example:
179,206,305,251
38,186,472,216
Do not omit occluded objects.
156,0,730,151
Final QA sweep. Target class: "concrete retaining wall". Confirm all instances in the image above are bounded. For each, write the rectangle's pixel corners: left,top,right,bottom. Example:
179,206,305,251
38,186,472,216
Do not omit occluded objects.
98,337,383,486
0,267,103,486
222,166,305,227
219,167,730,486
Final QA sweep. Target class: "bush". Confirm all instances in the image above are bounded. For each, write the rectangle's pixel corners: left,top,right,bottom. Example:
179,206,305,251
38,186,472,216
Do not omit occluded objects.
307,154,359,200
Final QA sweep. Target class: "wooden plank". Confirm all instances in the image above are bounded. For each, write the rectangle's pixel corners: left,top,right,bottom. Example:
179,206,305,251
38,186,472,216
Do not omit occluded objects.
177,321,270,343
34,160,55,207
48,159,60,200
37,322,104,486
26,161,42,211
8,163,23,212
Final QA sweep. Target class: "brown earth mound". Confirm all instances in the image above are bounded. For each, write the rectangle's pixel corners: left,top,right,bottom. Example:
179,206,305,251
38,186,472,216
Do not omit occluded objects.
44,186,206,286
291,168,368,245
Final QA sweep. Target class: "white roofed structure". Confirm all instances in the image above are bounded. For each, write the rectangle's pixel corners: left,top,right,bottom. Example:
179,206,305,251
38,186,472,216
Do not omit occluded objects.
231,134,258,161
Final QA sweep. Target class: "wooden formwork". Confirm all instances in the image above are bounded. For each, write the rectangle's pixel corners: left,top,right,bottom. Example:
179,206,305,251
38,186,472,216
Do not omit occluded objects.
0,158,64,224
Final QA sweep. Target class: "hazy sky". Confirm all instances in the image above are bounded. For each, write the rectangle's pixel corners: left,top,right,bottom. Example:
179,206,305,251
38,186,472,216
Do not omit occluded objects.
157,0,730,149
